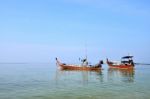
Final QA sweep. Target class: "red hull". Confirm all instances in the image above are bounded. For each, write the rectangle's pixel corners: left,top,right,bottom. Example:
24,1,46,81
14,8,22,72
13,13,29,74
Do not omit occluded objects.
107,59,134,69
108,64,134,69
56,58,102,71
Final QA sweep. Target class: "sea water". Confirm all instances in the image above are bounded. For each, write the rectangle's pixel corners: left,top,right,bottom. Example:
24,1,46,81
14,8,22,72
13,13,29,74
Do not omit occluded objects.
0,63,150,99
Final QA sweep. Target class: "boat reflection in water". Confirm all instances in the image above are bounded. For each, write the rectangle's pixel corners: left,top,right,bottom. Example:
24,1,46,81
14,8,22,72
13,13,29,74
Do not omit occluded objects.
55,68,104,84
107,68,135,83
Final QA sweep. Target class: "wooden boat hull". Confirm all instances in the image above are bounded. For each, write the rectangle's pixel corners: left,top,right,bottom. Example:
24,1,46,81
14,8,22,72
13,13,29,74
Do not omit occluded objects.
107,59,134,69
56,58,102,71
59,64,101,71
108,64,134,69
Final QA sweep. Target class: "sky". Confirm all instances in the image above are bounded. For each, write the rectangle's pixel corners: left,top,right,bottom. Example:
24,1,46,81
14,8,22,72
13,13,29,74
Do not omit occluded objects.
0,0,150,63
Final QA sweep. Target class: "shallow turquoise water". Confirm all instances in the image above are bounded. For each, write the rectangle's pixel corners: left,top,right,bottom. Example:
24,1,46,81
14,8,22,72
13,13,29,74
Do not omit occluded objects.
0,63,150,99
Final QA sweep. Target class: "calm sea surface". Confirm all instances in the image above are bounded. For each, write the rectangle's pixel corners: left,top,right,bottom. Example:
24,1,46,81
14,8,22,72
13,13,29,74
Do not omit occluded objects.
0,63,150,99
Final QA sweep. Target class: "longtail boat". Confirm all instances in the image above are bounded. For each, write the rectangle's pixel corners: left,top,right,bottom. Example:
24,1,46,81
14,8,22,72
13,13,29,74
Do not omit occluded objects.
56,58,103,71
106,56,134,69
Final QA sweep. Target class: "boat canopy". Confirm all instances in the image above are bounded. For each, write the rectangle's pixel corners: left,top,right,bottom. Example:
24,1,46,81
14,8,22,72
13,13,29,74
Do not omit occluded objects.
122,56,133,59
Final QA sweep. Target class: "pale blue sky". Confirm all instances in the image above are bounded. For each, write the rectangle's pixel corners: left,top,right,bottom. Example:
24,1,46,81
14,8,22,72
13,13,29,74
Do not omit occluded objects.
0,0,150,63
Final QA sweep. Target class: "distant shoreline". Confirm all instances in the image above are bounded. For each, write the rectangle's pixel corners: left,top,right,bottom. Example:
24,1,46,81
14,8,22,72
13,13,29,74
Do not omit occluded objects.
135,63,150,65
0,62,29,64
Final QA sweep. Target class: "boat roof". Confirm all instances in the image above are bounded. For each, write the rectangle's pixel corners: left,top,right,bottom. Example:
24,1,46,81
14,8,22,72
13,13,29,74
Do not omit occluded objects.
122,56,133,59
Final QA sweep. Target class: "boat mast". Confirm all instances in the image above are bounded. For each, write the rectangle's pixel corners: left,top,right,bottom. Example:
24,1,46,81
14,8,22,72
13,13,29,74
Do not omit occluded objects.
85,43,87,61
